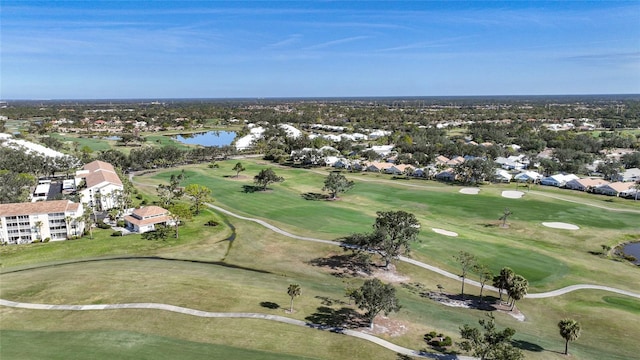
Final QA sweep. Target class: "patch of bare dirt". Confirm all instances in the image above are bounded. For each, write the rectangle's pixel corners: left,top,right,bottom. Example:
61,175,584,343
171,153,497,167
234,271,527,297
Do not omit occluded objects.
227,175,249,180
372,265,411,283
426,291,526,321
361,316,409,337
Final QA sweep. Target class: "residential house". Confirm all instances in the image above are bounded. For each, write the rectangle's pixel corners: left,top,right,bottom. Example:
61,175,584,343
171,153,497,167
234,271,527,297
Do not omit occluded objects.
495,155,526,171
365,161,394,173
615,168,640,182
123,206,174,234
514,171,543,182
323,156,340,167
493,169,512,183
540,174,579,187
412,165,437,178
435,168,456,182
446,156,465,167
435,155,450,167
564,178,610,192
76,160,124,211
594,182,635,197
386,164,415,175
370,145,395,157
620,187,639,199
0,200,84,244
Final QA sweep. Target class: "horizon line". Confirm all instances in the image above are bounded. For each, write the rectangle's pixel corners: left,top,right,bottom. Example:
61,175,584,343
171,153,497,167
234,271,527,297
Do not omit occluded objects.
2,93,640,103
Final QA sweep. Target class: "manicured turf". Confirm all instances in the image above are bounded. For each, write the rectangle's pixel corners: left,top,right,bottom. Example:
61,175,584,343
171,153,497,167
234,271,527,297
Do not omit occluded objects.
51,133,113,152
0,330,317,360
147,162,639,291
1,158,639,360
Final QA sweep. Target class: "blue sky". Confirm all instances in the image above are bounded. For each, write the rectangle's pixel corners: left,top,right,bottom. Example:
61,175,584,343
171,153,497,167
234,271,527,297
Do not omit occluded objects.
1,1,639,99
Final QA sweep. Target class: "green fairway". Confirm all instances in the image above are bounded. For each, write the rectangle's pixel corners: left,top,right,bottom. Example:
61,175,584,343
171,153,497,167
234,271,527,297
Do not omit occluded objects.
0,330,318,360
51,133,113,152
2,158,639,360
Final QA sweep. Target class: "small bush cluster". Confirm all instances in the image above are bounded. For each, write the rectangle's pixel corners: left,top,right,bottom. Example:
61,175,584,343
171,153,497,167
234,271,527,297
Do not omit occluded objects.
111,231,123,237
424,331,452,347
205,220,219,227
96,220,111,229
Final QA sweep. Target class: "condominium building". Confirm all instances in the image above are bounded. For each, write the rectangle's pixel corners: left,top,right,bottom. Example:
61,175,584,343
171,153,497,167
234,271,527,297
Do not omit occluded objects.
76,160,124,211
0,200,85,245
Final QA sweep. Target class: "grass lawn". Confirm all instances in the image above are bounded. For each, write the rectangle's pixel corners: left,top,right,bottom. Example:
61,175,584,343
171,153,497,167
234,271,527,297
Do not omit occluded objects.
50,133,113,152
0,330,319,360
1,158,639,360
145,134,192,150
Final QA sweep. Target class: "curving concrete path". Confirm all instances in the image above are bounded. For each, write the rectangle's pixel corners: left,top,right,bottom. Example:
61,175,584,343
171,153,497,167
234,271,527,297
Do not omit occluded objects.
205,203,640,300
0,298,473,360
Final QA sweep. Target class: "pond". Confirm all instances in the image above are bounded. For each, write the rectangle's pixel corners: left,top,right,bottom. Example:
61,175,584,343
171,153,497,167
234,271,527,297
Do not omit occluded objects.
622,242,640,265
172,131,236,146
99,136,121,141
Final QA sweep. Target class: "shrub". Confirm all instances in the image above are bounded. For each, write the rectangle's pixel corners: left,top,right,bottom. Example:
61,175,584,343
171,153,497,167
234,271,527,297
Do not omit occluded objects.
43,237,50,243
205,220,219,227
135,194,143,200
96,220,111,229
116,220,125,227
424,332,452,347
111,231,122,237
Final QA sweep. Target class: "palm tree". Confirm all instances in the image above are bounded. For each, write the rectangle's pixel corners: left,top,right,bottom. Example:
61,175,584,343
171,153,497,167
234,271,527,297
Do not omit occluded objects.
558,318,581,355
287,284,301,312
499,208,512,228
493,267,514,303
507,275,528,311
33,220,43,241
65,216,73,239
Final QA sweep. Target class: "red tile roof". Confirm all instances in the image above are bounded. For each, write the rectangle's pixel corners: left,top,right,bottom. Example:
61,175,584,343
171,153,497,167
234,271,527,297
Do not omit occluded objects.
0,200,80,217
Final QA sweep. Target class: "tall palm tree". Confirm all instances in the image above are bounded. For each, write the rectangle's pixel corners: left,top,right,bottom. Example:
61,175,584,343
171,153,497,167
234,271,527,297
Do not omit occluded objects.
508,274,528,311
33,220,43,241
287,284,301,312
558,318,581,355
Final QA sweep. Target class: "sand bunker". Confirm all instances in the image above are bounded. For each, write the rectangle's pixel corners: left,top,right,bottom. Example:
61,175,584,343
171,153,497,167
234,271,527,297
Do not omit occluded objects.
432,228,459,237
459,188,480,195
542,222,580,230
502,191,524,199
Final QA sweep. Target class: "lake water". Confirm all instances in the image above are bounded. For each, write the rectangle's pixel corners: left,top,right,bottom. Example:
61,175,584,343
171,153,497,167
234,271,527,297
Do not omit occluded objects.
172,131,236,146
622,242,640,264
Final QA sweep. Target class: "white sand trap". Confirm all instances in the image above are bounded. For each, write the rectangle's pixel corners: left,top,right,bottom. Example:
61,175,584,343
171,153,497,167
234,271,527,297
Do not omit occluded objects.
502,191,524,199
459,188,480,195
542,222,580,230
432,228,459,237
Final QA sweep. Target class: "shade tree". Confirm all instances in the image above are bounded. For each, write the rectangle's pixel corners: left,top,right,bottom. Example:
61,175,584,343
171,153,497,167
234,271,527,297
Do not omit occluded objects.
254,168,284,190
459,313,523,360
473,264,493,303
353,278,400,329
232,162,245,178
454,251,477,299
342,211,420,269
322,172,354,199
184,183,212,215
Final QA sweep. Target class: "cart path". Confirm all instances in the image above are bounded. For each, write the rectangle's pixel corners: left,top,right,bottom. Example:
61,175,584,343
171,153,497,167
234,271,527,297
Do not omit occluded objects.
0,298,473,360
205,203,640,300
